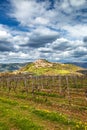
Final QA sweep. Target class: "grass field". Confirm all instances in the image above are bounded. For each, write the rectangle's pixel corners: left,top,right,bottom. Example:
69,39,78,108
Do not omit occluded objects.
0,87,87,130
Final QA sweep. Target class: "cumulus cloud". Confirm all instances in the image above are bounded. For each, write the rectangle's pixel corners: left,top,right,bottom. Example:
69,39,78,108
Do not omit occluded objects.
19,27,59,48
83,36,87,43
50,38,83,51
0,0,87,63
0,23,87,63
9,0,87,27
0,25,15,52
9,0,50,27
63,25,87,39
69,0,86,7
0,40,14,52
72,47,87,58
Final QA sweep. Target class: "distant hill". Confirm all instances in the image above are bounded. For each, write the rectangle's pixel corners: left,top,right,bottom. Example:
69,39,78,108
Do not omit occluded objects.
70,62,87,68
0,63,29,72
17,59,83,75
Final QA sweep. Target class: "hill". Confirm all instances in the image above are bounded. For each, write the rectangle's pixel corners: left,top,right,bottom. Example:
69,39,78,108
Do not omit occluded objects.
17,59,83,75
69,62,87,68
0,63,29,72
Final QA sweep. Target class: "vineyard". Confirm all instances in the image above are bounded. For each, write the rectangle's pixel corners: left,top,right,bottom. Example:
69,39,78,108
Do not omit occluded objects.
0,74,87,98
0,73,87,130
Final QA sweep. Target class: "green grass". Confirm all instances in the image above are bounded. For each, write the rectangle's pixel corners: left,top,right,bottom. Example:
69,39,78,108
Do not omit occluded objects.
22,66,70,75
0,97,18,106
0,90,87,130
32,109,75,126
0,97,44,130
0,122,9,130
34,91,64,98
10,116,43,130
32,108,87,130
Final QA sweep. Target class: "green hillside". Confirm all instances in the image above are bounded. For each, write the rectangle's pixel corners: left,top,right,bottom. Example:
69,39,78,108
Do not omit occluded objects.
17,59,83,75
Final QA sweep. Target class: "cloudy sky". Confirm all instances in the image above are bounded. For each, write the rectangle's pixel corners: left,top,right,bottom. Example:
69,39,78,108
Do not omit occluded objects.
0,0,87,63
